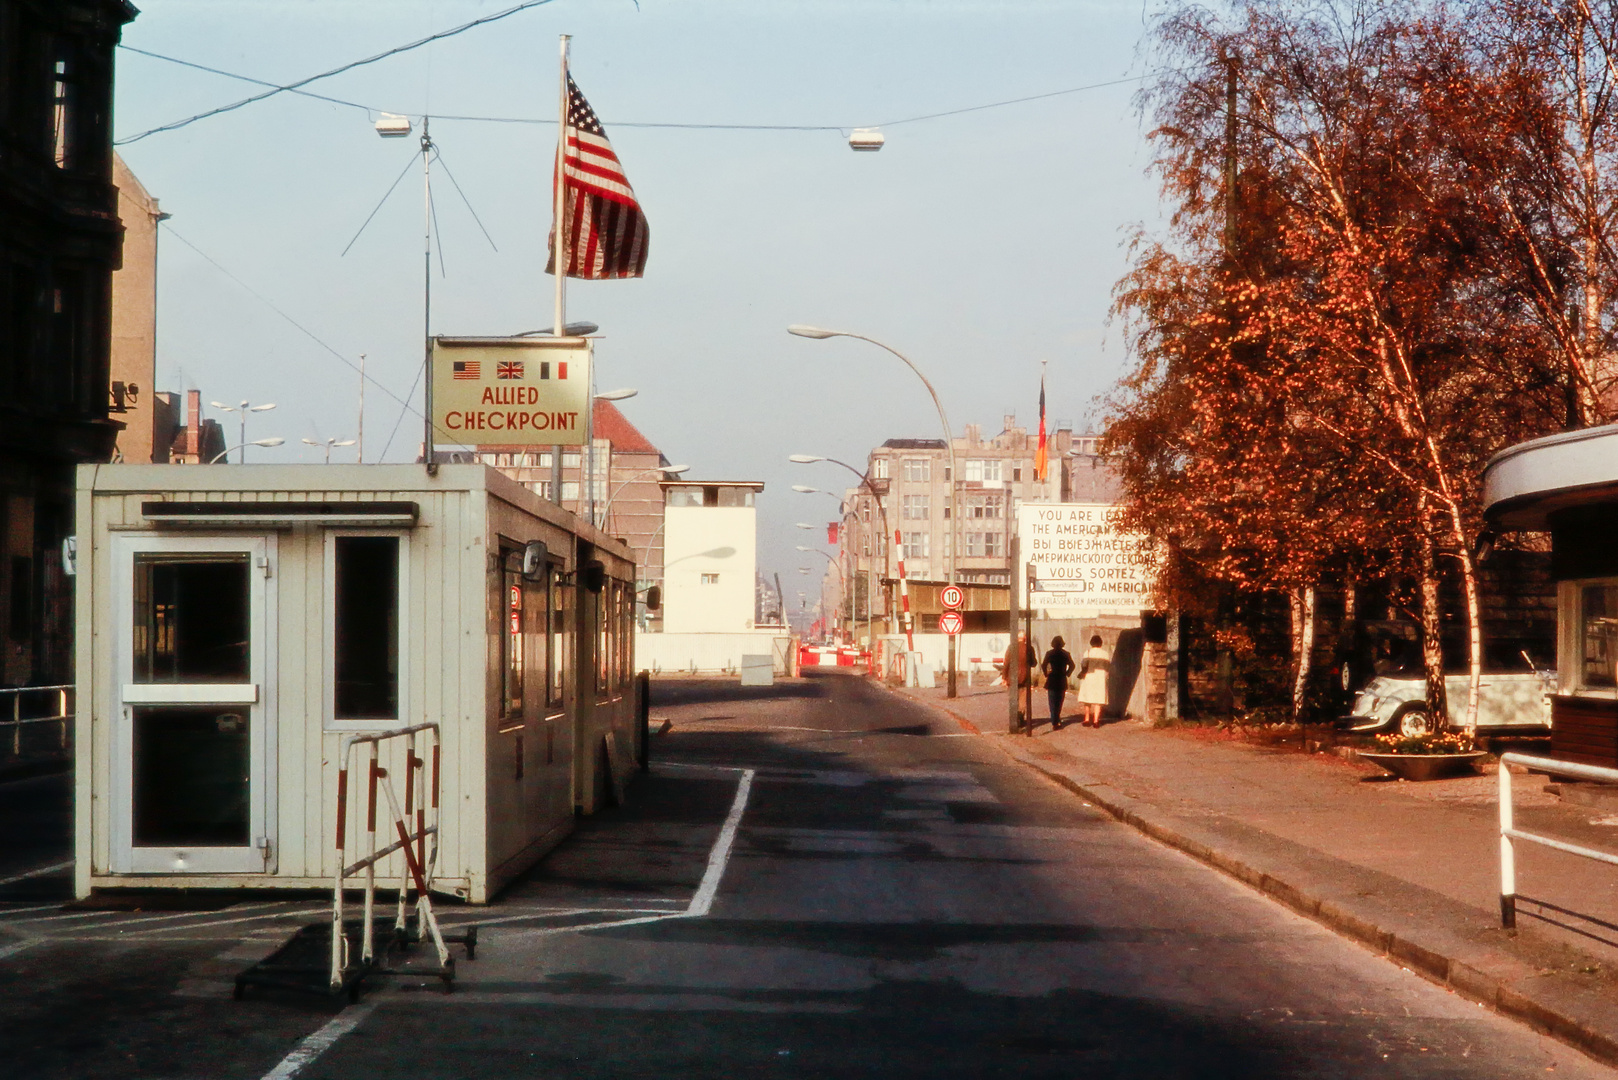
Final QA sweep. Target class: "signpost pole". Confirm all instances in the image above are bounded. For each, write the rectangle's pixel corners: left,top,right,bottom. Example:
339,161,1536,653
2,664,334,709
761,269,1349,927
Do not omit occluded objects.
1009,533,1021,735
550,35,571,506
1024,560,1036,736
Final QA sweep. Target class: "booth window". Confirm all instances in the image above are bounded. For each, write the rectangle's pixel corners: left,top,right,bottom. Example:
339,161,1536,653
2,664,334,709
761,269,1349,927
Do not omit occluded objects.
500,548,525,726
132,554,250,683
327,534,405,726
547,563,566,709
1582,584,1618,689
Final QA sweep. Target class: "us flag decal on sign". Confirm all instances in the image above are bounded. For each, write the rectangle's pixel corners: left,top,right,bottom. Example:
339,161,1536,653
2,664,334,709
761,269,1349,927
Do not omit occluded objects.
497,360,525,380
453,360,480,380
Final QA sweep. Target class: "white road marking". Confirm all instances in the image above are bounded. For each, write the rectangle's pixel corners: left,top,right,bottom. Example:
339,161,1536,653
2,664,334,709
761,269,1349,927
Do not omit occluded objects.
438,906,675,931
2,898,292,928
687,768,753,917
0,938,41,961
0,903,71,918
259,1002,376,1080
113,906,326,938
0,859,72,886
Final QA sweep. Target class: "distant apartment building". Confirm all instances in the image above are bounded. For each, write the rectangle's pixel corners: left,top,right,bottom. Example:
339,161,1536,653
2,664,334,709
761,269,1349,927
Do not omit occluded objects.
456,399,670,623
828,417,1117,637
0,0,138,685
108,153,162,463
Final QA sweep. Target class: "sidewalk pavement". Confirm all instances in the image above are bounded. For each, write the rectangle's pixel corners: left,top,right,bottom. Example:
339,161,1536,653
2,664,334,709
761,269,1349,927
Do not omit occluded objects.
892,680,1618,1067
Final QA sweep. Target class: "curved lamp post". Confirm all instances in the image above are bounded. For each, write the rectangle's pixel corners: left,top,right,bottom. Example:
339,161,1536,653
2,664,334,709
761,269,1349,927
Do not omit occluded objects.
797,545,847,643
210,400,278,463
209,437,285,464
788,324,959,696
790,453,893,642
600,463,689,529
301,436,357,464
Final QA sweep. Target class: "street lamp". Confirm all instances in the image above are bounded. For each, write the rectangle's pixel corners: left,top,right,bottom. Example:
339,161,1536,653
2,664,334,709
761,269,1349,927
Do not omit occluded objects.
787,324,960,696
790,452,894,643
600,463,689,529
301,436,357,464
209,437,285,464
797,544,847,641
210,400,278,463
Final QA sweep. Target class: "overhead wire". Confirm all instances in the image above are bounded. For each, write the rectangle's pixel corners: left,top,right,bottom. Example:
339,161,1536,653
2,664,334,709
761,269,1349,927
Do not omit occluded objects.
161,223,426,435
118,41,1151,139
114,0,560,144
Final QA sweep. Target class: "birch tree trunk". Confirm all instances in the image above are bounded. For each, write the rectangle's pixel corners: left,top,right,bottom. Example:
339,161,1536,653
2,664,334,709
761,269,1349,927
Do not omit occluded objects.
1416,498,1449,728
1291,584,1317,722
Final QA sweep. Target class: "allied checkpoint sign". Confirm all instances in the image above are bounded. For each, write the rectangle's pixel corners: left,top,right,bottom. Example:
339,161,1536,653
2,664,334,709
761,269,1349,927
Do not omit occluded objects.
1016,503,1157,617
431,337,592,446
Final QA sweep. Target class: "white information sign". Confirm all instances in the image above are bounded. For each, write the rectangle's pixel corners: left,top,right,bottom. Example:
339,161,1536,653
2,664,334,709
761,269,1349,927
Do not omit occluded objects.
431,337,592,447
1016,503,1156,617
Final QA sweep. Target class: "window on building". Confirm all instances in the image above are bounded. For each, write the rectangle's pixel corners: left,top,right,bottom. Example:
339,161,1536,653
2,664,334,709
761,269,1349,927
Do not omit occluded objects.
547,563,567,708
1583,584,1618,688
902,458,930,483
325,535,407,728
531,481,552,500
965,493,1004,519
539,452,553,468
563,452,581,469
902,532,929,560
500,547,525,726
872,457,889,480
963,459,1004,483
701,573,720,584
52,56,72,169
1013,466,1023,482
716,487,755,507
902,494,929,520
562,481,580,501
665,485,703,507
131,555,249,683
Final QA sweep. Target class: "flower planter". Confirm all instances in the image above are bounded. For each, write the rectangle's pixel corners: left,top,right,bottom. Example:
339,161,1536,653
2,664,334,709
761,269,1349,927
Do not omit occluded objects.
1358,750,1488,782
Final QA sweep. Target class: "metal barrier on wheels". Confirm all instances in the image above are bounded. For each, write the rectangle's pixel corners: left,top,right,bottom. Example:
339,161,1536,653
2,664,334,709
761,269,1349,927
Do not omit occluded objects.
234,722,476,1002
1498,752,1618,928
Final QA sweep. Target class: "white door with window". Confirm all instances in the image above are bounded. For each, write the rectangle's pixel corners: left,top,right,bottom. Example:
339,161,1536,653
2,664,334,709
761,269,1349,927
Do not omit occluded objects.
111,535,276,874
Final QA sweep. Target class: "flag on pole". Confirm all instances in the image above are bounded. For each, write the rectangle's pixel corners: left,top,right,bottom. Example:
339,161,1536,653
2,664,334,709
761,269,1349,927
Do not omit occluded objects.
1034,372,1049,481
547,74,649,280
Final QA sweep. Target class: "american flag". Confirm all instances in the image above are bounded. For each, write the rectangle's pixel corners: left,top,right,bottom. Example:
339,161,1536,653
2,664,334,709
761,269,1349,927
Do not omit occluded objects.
497,360,524,380
453,360,480,380
547,74,649,280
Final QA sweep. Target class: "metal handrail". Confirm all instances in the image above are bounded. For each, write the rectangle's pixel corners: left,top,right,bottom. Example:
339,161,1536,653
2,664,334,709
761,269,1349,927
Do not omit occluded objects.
0,685,72,755
1498,752,1618,927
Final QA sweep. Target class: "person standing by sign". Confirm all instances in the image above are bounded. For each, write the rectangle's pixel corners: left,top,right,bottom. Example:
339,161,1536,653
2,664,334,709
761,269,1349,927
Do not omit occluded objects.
1076,634,1110,727
1041,636,1075,730
1003,632,1036,689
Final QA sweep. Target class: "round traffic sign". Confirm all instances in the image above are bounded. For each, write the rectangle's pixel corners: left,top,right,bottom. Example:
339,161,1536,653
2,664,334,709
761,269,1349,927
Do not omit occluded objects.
938,610,964,635
940,584,964,610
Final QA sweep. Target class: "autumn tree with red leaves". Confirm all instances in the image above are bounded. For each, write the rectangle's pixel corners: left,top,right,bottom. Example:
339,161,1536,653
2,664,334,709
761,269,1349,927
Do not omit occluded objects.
1109,0,1566,725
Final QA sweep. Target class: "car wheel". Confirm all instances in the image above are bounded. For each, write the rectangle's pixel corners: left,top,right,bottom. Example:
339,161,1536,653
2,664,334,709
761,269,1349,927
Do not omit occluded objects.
1393,703,1435,738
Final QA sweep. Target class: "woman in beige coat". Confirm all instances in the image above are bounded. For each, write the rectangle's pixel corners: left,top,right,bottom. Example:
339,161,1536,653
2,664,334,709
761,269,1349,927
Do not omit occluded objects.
1075,634,1110,728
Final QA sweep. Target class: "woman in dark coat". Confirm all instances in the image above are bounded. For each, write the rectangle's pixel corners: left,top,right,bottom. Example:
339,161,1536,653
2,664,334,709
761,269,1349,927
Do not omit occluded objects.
1041,636,1076,730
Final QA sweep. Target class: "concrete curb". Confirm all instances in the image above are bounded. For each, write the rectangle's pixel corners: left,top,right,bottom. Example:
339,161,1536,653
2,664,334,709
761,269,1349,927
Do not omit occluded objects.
900,685,1618,1068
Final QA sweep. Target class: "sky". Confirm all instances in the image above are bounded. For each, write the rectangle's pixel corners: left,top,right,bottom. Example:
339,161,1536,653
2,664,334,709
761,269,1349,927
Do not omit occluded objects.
112,0,1167,597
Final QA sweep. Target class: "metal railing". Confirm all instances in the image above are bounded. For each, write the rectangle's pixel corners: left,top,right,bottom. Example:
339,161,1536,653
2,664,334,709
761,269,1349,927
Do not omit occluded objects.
0,685,72,757
1498,752,1618,928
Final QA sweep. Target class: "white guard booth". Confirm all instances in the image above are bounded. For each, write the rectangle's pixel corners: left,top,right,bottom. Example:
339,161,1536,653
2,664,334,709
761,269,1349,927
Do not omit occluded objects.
73,464,639,902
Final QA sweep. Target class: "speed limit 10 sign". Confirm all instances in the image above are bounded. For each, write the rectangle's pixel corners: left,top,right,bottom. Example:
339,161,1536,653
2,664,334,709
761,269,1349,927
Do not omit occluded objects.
940,584,964,610
938,610,964,635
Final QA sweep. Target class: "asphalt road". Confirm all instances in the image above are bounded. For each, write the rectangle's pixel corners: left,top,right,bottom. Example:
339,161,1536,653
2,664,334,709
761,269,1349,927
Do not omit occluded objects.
0,670,1613,1078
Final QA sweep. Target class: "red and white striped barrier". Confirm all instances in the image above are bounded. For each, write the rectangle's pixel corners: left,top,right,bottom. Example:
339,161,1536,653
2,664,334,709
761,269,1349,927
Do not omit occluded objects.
331,723,450,990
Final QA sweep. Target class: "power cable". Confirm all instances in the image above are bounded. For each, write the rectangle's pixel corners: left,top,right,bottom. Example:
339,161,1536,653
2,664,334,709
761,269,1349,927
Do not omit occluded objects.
114,0,560,145
118,40,1151,139
161,223,424,430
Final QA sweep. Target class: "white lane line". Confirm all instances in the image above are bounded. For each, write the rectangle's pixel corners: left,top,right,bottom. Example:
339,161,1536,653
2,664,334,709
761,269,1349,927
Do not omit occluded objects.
113,906,327,938
4,898,292,928
0,903,71,918
502,766,756,939
259,1002,376,1080
687,768,753,917
438,906,675,931
0,859,72,887
0,938,41,961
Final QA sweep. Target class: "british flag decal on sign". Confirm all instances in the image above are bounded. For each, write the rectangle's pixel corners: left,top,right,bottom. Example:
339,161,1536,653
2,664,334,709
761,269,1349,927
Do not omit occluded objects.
497,360,525,380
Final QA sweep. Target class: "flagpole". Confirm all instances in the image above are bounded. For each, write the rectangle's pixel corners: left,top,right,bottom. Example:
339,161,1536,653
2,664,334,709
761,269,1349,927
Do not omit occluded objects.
550,34,570,506
422,117,435,469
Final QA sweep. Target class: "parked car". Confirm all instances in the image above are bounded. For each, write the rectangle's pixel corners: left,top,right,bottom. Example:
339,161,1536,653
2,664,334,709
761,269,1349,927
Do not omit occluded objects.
1339,670,1555,737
